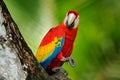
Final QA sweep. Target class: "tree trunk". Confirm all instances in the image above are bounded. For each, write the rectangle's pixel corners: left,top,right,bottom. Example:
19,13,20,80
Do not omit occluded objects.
0,0,50,80
0,0,71,80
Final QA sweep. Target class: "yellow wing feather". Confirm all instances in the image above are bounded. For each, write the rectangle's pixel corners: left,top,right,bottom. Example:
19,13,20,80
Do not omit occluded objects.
36,37,62,62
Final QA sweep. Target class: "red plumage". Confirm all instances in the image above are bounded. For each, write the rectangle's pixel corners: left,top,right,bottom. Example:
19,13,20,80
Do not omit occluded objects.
37,10,79,75
40,24,66,46
46,22,78,75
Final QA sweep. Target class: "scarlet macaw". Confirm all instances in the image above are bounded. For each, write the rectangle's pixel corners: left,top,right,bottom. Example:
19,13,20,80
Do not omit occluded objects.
36,10,79,74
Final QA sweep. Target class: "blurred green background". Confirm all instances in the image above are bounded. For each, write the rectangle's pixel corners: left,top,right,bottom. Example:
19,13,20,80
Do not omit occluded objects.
4,0,120,80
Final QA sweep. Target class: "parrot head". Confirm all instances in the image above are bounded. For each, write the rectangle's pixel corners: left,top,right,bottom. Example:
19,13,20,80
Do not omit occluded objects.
64,10,79,29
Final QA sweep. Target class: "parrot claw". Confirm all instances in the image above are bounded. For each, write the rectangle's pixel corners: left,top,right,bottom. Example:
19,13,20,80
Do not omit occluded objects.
50,67,70,80
52,67,61,72
52,67,68,76
61,57,76,67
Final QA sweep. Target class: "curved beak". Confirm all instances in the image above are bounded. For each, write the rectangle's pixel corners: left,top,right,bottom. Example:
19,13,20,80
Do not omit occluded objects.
67,13,76,25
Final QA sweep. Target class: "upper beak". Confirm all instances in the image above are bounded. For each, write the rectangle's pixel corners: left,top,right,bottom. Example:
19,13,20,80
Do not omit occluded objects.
67,13,76,25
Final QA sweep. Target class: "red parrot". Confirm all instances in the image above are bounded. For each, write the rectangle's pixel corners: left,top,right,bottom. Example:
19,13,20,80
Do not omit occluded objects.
36,10,79,75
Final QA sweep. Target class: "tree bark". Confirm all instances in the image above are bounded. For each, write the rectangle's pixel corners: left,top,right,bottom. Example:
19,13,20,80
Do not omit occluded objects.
0,0,51,80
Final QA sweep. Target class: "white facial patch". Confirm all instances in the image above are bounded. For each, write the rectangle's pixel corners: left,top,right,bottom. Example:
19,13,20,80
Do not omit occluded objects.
74,16,79,28
64,15,68,25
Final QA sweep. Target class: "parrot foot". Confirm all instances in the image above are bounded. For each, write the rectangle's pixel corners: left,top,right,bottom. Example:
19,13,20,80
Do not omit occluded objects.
61,57,76,67
50,67,71,80
52,67,68,76
52,67,61,72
